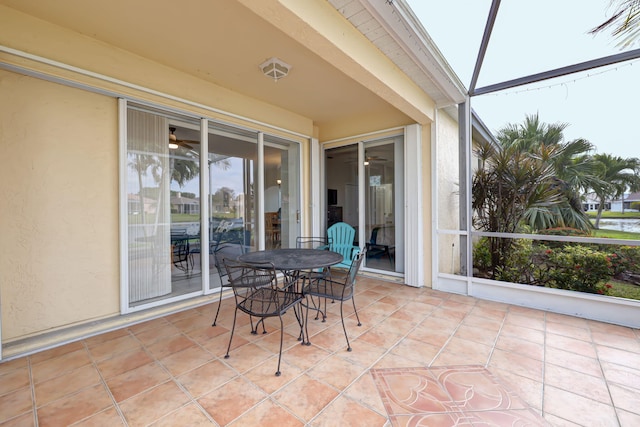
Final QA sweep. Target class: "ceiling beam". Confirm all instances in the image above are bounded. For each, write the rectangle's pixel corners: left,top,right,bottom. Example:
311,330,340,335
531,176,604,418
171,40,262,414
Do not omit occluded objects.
471,48,640,96
468,0,501,95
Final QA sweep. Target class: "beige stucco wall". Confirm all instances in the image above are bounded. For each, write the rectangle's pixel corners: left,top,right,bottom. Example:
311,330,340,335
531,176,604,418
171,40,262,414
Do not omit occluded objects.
0,5,313,139
421,123,433,287
436,110,461,274
0,1,447,348
0,70,119,340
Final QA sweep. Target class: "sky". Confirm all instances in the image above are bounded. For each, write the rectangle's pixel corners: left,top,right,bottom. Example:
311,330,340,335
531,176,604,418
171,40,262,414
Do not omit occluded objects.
406,0,639,160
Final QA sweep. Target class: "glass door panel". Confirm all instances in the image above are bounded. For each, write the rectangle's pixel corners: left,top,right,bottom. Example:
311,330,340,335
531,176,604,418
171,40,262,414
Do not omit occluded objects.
264,136,301,249
126,109,202,307
207,124,257,291
324,137,404,274
325,145,359,231
364,139,403,272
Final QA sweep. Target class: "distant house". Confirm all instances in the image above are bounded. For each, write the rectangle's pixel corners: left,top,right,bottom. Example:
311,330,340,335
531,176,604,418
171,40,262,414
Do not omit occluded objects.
611,192,640,212
170,192,200,215
582,193,610,212
127,193,157,215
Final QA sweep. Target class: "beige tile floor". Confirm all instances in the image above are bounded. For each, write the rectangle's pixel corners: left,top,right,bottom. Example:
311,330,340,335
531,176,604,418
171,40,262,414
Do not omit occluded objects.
0,276,639,426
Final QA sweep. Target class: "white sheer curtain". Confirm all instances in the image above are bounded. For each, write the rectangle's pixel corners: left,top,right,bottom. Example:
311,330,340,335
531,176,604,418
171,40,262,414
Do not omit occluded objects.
127,109,171,302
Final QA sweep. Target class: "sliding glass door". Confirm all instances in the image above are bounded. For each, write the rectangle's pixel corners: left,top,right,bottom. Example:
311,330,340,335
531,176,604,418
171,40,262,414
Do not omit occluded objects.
126,109,202,307
206,123,257,291
264,135,301,250
124,103,302,311
324,135,404,274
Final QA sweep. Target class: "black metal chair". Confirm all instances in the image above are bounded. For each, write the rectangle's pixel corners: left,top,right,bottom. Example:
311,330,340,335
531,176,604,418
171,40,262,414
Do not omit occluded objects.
223,259,305,376
302,249,364,351
296,236,333,279
171,233,193,273
296,236,334,321
211,243,245,327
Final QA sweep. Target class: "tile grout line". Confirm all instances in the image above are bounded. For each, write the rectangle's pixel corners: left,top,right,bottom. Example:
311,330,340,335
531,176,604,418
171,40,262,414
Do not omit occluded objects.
588,320,623,427
308,288,455,425
302,284,411,425
79,339,129,426
28,355,39,427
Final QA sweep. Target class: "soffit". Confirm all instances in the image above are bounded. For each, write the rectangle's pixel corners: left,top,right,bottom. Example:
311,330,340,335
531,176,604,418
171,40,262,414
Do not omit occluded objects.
330,0,466,106
0,0,450,131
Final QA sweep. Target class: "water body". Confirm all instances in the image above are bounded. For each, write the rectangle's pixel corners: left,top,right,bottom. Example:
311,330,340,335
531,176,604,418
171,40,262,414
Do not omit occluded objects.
595,218,640,234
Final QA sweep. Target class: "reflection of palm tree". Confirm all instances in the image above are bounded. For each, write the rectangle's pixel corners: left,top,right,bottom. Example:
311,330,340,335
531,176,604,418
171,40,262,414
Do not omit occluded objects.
209,154,232,171
129,153,162,237
171,147,200,187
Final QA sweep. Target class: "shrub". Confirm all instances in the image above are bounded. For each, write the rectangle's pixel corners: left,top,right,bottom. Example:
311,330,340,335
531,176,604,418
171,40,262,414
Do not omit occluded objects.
545,245,613,295
494,239,535,283
537,227,591,249
473,238,492,273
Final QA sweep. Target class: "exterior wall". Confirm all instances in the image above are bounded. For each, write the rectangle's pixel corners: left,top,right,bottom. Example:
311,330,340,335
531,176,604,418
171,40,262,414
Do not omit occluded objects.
421,124,433,286
435,111,461,275
0,8,314,345
0,6,313,138
0,2,448,352
0,70,120,340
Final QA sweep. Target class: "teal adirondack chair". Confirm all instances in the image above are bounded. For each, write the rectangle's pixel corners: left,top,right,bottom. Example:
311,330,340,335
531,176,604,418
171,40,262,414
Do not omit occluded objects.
325,222,361,269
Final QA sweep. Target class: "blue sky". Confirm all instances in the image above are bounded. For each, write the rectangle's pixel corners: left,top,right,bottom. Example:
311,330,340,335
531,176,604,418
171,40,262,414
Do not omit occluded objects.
407,0,639,160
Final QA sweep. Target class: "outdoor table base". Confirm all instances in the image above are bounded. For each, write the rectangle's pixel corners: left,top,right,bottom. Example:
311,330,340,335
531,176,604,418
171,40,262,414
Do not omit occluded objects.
238,248,343,344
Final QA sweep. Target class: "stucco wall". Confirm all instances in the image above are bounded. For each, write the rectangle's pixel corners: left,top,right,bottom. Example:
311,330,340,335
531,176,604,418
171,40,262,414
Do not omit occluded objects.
0,70,120,341
421,123,433,286
0,2,446,348
436,110,461,274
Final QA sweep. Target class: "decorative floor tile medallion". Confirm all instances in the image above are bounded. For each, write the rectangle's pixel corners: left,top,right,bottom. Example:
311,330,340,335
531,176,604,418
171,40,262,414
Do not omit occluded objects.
371,365,550,426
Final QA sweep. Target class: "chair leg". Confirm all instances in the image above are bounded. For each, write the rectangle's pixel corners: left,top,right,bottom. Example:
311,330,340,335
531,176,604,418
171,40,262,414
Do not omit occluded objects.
292,303,305,345
275,315,284,376
303,299,312,346
211,288,224,326
351,296,362,327
339,300,352,352
225,309,239,359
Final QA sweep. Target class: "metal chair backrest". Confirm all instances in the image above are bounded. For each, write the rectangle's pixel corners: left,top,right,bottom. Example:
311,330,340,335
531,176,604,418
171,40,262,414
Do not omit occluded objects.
223,259,276,290
213,244,244,285
296,236,332,250
343,250,365,298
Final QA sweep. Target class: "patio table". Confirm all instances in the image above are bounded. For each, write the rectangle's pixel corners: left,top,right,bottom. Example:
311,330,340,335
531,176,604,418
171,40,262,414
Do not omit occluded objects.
238,248,343,273
238,248,343,344
239,248,342,288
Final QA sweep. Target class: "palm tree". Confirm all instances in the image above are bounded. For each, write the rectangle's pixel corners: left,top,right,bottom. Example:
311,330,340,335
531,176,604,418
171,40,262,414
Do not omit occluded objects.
494,113,595,231
590,153,640,228
472,138,564,275
590,0,640,49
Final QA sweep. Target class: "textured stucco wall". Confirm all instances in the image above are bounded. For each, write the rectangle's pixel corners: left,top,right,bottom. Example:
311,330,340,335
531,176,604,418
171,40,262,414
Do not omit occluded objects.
436,111,461,274
0,70,119,341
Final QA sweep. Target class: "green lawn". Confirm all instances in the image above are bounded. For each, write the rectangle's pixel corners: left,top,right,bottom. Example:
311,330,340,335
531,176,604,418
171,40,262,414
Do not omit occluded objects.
586,211,640,219
591,228,640,240
608,280,640,300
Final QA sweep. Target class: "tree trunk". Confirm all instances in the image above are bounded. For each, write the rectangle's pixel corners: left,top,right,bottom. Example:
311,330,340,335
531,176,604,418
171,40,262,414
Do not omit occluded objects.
594,198,605,229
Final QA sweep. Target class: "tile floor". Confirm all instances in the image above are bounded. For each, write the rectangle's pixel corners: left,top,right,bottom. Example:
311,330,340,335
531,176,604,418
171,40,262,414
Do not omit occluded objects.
0,277,639,426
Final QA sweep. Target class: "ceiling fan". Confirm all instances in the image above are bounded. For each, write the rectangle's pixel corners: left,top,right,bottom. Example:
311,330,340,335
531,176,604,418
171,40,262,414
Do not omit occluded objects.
168,127,196,150
363,155,388,165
